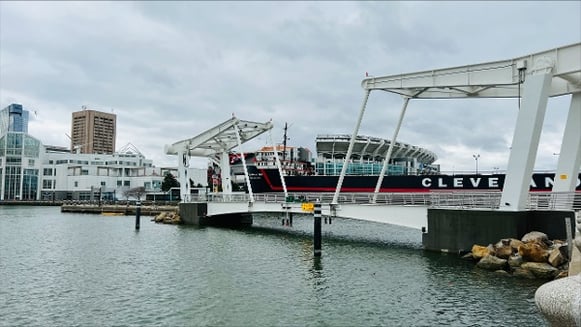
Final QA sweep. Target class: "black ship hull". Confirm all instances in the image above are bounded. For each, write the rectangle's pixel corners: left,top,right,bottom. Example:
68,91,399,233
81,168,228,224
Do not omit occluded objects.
247,166,581,193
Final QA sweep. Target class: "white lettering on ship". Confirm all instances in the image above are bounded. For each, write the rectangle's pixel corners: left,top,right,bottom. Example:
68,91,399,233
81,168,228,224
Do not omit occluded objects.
469,178,481,187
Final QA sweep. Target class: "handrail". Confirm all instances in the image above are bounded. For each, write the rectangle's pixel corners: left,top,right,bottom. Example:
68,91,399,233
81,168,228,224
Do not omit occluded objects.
193,191,580,211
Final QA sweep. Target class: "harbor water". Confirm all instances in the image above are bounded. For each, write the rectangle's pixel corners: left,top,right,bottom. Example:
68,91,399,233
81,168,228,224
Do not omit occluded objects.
1,206,548,326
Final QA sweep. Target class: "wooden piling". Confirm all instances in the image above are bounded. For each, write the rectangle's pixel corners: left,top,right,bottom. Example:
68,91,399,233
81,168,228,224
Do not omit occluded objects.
314,201,322,257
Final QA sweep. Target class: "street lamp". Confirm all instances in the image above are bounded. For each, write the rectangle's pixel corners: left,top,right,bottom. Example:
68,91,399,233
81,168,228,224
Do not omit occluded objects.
473,154,480,174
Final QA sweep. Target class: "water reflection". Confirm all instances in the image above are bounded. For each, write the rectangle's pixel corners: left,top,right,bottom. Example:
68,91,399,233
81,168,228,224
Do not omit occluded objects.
1,207,548,327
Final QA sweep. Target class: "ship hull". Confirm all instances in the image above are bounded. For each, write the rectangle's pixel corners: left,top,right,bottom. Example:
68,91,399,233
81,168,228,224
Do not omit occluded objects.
247,166,581,193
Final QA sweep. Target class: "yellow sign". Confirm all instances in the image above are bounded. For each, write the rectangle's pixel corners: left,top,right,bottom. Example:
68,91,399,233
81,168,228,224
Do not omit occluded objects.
559,174,568,180
301,202,314,212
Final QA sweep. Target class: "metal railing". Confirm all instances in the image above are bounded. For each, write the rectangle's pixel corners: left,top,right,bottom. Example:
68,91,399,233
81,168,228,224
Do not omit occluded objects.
194,191,581,211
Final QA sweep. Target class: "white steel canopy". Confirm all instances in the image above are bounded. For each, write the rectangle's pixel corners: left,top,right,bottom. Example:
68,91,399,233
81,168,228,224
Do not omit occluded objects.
333,42,581,210
165,116,273,202
165,116,273,157
361,43,581,99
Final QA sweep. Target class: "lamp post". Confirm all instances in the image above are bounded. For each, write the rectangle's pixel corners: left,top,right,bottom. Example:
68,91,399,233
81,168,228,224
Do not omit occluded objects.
473,154,480,174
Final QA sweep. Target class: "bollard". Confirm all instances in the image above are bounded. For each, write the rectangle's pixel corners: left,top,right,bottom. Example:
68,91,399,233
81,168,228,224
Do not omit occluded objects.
313,200,322,257
289,212,293,227
135,201,141,230
565,217,572,260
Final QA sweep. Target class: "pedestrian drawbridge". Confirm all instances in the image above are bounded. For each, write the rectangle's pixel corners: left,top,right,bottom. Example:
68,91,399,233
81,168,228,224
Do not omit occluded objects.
167,43,580,254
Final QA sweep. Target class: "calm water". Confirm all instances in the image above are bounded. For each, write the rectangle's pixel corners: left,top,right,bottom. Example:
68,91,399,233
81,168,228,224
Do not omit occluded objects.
1,206,548,326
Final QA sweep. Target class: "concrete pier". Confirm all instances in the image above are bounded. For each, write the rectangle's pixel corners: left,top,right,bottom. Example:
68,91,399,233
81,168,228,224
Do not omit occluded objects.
422,208,576,253
179,202,252,227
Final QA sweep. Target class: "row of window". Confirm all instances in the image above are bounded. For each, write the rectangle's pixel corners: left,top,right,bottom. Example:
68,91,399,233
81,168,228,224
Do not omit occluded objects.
43,180,133,189
51,160,141,166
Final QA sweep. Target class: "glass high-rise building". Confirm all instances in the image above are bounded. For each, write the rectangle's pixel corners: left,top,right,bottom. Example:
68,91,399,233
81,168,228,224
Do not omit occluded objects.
0,104,40,200
0,104,29,135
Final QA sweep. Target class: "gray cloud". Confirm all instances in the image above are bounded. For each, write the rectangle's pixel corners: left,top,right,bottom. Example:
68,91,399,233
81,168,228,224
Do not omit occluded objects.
1,1,579,172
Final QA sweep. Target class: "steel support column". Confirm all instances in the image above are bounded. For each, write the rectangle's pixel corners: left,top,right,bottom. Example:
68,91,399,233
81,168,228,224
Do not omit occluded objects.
234,123,254,203
178,148,191,202
220,151,232,194
553,92,581,193
333,90,371,205
500,60,554,211
269,130,288,198
373,97,410,203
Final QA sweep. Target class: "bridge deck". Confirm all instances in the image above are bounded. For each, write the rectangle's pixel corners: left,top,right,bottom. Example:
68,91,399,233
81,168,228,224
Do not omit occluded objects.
192,191,580,230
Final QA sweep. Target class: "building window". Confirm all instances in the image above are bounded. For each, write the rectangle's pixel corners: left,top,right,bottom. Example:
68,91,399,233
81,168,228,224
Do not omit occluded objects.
81,169,89,175
117,180,122,186
74,181,78,187
43,168,53,176
123,180,130,186
100,181,106,186
43,180,53,189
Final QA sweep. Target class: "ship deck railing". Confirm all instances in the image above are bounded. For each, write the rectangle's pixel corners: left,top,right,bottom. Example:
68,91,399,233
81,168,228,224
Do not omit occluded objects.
199,191,580,211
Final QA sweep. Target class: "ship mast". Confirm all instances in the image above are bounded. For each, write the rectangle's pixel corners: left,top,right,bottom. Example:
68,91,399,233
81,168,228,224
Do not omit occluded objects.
282,122,288,163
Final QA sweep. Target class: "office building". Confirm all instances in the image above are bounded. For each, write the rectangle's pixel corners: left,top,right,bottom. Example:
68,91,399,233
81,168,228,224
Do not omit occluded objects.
71,108,116,154
0,103,29,135
0,103,40,200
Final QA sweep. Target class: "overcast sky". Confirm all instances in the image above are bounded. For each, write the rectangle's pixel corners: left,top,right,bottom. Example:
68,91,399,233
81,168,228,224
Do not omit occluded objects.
1,1,579,173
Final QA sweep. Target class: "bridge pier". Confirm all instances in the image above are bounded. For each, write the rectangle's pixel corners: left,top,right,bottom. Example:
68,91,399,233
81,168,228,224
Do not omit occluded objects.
422,209,577,253
179,202,253,227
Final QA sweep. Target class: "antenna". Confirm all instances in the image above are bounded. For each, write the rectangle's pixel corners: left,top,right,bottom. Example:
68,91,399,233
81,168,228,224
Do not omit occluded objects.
282,122,288,162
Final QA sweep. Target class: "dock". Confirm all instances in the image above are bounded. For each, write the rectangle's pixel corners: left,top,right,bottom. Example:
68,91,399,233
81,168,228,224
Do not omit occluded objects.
61,203,177,216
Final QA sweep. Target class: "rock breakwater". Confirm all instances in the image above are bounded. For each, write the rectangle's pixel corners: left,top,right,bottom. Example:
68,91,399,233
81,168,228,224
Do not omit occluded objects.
464,231,570,280
152,211,181,224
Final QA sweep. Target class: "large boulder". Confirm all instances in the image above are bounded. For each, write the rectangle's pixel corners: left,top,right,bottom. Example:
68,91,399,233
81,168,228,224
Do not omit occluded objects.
162,212,181,224
509,238,525,251
521,231,549,245
154,212,168,223
508,254,524,268
521,262,559,279
494,244,513,259
518,242,549,262
476,255,507,271
472,244,495,260
548,246,567,268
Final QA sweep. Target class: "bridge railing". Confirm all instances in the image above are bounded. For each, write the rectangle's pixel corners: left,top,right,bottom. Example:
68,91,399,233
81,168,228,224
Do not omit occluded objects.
526,191,581,211
429,191,502,209
196,191,580,211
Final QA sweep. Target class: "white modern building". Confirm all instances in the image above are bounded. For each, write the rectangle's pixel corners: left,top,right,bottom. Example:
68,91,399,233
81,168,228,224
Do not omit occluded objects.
40,144,182,201
0,104,207,201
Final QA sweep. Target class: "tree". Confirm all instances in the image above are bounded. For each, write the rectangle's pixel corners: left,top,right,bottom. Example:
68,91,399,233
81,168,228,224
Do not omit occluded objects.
123,186,146,201
161,172,180,192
